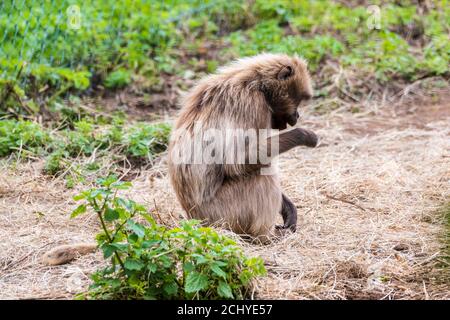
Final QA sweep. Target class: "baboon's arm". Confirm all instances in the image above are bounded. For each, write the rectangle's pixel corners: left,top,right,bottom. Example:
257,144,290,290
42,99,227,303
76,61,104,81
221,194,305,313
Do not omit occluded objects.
267,128,318,156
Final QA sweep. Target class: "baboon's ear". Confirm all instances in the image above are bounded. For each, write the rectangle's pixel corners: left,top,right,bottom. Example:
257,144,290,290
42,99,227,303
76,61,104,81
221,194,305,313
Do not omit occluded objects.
277,65,294,80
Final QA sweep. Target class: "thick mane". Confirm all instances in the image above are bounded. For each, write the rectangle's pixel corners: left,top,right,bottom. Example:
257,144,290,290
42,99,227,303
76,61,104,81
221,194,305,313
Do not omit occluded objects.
217,53,296,77
176,54,294,131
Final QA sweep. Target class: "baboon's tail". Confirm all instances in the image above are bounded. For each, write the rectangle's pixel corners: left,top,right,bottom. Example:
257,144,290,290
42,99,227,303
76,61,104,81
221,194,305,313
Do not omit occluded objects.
41,243,97,266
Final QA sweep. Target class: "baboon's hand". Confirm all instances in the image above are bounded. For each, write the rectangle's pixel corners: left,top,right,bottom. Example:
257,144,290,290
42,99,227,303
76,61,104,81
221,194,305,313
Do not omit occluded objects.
274,128,318,156
294,128,318,148
275,222,296,233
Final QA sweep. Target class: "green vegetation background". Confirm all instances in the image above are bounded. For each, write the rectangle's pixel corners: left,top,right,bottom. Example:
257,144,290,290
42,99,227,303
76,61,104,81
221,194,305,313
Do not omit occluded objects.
1,0,449,179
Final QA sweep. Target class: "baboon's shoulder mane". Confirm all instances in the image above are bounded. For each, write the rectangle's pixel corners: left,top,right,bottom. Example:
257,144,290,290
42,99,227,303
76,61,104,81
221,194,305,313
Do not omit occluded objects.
176,53,307,130
217,53,306,82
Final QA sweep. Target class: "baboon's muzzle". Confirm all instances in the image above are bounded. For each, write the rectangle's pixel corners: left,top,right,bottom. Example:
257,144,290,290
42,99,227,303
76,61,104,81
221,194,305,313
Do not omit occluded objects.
287,111,299,126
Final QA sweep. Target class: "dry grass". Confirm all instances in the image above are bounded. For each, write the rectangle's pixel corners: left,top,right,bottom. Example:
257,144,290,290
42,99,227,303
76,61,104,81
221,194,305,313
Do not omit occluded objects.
0,96,449,300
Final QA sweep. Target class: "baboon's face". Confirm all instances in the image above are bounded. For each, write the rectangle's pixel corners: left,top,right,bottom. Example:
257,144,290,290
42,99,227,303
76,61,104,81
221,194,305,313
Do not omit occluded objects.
260,57,313,130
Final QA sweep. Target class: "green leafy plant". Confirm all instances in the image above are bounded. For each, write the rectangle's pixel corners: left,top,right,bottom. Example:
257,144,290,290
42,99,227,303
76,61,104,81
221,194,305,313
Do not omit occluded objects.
44,149,68,176
125,123,171,160
104,69,132,89
1,119,171,180
227,0,449,78
0,119,52,157
71,176,266,300
45,121,171,176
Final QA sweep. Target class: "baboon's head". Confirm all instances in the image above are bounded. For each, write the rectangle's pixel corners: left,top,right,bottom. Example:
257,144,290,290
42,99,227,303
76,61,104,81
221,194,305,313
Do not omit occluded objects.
257,54,313,130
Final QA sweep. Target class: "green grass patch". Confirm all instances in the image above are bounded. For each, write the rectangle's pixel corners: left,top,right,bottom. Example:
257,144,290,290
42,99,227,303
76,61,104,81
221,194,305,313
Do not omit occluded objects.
0,0,252,116
0,119,52,157
0,118,171,180
226,0,449,81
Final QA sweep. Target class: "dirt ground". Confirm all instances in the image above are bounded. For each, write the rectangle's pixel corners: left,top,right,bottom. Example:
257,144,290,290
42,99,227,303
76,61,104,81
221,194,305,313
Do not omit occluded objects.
0,94,449,300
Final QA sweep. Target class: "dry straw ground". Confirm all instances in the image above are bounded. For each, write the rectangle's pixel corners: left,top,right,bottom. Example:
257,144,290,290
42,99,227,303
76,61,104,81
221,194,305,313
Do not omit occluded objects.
0,91,449,300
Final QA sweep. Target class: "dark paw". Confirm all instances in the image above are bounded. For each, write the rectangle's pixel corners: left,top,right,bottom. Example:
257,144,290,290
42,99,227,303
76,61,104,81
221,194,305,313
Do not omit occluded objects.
304,130,318,148
295,128,319,148
275,224,297,233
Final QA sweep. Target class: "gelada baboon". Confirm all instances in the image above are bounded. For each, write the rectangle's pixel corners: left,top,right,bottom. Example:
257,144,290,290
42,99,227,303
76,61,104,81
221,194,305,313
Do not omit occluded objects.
41,54,317,264
168,53,318,240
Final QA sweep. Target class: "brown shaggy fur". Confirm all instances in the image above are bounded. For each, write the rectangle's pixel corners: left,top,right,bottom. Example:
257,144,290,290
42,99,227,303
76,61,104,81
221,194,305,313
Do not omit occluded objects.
168,53,318,240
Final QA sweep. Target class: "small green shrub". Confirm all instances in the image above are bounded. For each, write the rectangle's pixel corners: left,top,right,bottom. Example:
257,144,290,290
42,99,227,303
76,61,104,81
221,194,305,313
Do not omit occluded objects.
63,120,100,157
0,120,52,157
125,123,171,160
44,149,68,175
72,176,266,300
104,69,132,89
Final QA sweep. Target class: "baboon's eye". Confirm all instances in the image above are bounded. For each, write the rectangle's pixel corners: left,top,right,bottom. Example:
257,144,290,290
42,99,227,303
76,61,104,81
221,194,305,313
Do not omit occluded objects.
277,66,293,80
